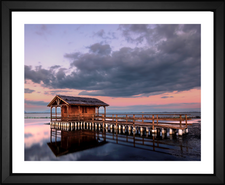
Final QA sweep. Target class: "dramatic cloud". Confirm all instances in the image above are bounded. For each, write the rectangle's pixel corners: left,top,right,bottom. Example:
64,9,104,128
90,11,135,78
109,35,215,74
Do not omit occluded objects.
50,65,61,70
119,24,200,47
25,88,35,94
88,43,111,55
25,24,200,98
25,65,54,84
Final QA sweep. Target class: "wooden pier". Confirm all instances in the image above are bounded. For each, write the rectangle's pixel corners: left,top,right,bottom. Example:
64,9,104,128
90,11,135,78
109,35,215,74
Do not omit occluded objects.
47,96,192,136
50,113,192,136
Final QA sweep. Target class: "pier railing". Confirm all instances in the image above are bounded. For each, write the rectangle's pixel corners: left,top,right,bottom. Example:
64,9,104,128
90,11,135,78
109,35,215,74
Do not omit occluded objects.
51,113,191,129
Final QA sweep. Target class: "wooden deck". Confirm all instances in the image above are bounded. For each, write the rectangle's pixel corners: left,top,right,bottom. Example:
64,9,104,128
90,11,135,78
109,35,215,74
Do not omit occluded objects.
50,113,192,136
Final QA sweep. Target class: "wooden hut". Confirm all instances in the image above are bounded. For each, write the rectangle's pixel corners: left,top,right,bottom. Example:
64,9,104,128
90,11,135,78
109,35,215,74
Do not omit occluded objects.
47,95,109,122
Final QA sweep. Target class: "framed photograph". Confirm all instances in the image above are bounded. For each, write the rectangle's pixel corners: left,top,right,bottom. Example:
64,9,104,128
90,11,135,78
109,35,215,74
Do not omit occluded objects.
1,1,224,184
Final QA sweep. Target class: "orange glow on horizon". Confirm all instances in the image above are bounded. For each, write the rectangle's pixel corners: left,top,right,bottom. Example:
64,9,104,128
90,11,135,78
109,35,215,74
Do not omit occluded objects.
94,88,200,107
25,80,200,110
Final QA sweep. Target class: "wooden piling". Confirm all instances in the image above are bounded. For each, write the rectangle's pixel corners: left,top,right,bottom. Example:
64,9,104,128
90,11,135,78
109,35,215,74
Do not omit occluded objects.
116,115,118,129
102,114,105,127
92,114,94,129
152,115,154,130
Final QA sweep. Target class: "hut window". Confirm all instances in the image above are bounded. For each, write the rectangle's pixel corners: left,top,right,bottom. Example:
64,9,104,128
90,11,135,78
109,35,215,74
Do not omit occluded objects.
82,107,87,113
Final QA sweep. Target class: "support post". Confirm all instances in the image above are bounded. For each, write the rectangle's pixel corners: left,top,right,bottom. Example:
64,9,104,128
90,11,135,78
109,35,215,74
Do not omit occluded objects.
169,128,174,135
133,114,135,132
151,115,157,133
178,129,183,136
97,107,99,116
92,115,94,128
102,114,105,127
152,115,154,130
157,115,158,125
161,128,166,134
116,115,118,129
104,106,106,119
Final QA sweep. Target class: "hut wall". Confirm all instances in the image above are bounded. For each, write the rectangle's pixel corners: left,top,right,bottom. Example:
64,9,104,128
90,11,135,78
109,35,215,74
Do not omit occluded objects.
80,106,95,120
68,106,79,117
61,105,95,121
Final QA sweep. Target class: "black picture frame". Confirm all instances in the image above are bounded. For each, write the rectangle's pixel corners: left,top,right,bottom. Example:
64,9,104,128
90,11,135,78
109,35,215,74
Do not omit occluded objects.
1,1,224,184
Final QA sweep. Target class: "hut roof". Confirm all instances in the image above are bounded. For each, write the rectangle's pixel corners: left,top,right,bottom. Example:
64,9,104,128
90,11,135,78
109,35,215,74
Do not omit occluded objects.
47,95,109,107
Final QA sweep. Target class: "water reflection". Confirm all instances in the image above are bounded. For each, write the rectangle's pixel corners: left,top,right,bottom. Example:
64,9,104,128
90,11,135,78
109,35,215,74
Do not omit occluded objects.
24,118,201,161
48,129,107,157
48,123,193,158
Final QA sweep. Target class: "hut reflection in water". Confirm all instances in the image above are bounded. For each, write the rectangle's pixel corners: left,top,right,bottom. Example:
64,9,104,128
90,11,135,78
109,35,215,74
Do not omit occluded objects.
47,129,107,157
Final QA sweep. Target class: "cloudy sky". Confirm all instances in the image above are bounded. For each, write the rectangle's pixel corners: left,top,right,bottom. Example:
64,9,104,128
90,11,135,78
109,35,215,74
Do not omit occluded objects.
25,24,201,112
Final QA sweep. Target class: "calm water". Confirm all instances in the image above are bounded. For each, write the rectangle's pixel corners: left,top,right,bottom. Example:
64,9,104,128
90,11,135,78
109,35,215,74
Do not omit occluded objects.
25,113,201,161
